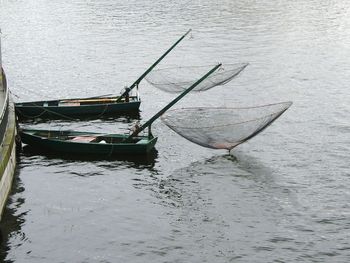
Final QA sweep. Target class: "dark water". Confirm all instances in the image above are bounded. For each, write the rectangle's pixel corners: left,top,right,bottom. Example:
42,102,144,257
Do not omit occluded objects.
1,0,349,262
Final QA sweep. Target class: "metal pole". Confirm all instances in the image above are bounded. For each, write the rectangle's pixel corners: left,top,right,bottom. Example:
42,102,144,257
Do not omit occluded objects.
127,63,222,139
116,29,192,102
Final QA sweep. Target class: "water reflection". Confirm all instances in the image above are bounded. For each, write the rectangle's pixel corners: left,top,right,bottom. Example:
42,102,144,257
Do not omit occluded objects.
132,152,282,210
137,153,301,262
155,153,276,205
0,168,25,263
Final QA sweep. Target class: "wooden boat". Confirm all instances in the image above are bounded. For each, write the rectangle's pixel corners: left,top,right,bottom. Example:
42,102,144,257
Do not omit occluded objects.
21,141,159,164
15,95,140,119
0,58,17,220
20,129,157,154
15,29,191,120
20,64,222,156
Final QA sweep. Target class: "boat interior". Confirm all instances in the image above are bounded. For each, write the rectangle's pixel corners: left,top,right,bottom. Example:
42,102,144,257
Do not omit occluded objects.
30,130,148,144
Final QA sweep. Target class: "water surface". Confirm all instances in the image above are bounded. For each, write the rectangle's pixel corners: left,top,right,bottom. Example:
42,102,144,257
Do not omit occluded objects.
0,0,349,262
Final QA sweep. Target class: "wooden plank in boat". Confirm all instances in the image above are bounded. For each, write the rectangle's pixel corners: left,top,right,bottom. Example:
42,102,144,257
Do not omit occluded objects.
70,136,96,142
58,101,80,106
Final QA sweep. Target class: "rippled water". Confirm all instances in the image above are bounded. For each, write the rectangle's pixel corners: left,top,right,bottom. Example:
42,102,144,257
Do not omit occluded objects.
0,0,349,262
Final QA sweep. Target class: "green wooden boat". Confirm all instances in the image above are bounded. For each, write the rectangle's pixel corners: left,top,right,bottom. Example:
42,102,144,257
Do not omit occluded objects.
15,95,140,119
15,29,191,120
20,64,222,156
20,129,157,155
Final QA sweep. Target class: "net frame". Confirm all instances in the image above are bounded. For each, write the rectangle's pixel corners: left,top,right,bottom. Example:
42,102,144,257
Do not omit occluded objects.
161,101,292,150
145,63,248,93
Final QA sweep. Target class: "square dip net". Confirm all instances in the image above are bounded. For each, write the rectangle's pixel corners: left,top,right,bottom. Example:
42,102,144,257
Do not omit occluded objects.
161,102,292,151
145,63,248,93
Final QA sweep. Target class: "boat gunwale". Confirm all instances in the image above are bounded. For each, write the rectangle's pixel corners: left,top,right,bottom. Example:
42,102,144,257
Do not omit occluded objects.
15,96,140,108
0,69,9,123
21,129,156,146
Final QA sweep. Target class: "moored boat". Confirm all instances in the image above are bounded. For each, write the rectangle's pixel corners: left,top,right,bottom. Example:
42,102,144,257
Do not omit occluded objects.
20,64,223,156
0,38,17,221
15,95,140,119
15,29,192,120
20,129,157,155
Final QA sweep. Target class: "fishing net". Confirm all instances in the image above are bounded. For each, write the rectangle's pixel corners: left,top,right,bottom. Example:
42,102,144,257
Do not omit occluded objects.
161,102,292,150
145,63,248,93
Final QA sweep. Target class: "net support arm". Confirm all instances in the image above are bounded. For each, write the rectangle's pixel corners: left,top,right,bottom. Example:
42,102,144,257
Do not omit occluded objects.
127,63,222,139
117,29,192,102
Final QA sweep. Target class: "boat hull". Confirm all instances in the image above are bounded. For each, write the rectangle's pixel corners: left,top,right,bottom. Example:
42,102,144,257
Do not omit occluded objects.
15,96,141,119
0,66,17,221
20,129,157,155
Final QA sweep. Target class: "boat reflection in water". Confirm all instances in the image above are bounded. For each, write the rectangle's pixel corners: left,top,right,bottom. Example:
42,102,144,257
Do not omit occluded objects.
0,168,25,261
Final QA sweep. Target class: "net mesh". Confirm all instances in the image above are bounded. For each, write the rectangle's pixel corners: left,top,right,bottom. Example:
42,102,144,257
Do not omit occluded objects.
161,102,292,150
145,63,248,93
